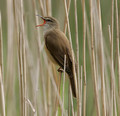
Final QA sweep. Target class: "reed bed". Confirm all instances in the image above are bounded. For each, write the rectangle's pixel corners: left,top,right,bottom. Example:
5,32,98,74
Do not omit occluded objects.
0,0,120,116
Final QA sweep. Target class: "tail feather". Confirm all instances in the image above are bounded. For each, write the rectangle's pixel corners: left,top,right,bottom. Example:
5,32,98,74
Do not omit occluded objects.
68,73,77,98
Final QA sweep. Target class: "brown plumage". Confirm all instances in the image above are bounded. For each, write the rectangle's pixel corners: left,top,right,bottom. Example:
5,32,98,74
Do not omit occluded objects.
36,16,77,97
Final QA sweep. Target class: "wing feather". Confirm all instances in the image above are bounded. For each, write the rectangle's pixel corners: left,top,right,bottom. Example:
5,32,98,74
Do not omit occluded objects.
45,30,72,71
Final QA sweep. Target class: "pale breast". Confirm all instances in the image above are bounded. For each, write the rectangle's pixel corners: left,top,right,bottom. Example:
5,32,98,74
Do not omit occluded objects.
44,45,58,65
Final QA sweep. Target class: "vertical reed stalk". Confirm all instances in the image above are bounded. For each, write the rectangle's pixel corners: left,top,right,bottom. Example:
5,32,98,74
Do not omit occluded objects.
20,0,27,115
0,67,5,116
0,13,3,74
22,31,26,116
108,25,113,116
68,85,70,116
114,92,117,116
6,1,16,115
41,65,48,115
46,1,52,115
46,0,52,16
18,32,24,116
110,0,117,115
74,0,81,114
115,0,120,114
83,68,86,116
54,71,62,115
119,56,120,114
62,55,66,116
70,87,75,116
53,65,60,115
82,0,87,115
0,13,5,116
14,0,24,115
90,0,100,115
97,0,106,115
79,66,83,116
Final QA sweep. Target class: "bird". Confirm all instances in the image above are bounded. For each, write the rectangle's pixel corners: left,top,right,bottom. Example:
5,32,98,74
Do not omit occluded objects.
36,16,77,98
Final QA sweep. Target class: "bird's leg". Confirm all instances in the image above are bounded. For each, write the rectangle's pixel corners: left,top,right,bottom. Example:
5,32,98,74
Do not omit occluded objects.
57,67,64,73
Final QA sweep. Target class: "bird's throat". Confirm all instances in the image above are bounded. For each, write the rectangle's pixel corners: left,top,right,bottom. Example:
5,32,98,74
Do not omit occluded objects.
43,24,51,35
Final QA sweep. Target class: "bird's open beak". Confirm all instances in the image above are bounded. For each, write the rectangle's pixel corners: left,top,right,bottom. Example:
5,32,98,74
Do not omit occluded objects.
36,15,46,27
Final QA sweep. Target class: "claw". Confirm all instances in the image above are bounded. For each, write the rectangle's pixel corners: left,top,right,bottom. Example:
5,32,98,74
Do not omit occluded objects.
57,67,64,73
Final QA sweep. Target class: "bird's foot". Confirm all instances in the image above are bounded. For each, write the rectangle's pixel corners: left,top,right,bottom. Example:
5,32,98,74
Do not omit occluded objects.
57,67,64,73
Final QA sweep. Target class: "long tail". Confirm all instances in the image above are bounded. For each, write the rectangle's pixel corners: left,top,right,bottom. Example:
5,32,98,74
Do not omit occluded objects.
68,73,77,98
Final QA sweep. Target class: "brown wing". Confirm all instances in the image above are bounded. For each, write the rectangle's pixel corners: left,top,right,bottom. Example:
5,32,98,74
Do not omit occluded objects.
44,29,72,72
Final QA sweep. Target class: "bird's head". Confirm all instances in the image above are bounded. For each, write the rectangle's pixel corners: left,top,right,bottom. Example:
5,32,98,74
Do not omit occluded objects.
36,16,59,32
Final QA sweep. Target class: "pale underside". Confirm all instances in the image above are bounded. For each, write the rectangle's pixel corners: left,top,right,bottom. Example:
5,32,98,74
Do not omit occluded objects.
44,45,58,65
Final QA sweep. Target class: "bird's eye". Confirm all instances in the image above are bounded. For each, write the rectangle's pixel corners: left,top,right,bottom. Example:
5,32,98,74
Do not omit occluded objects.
46,19,53,22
